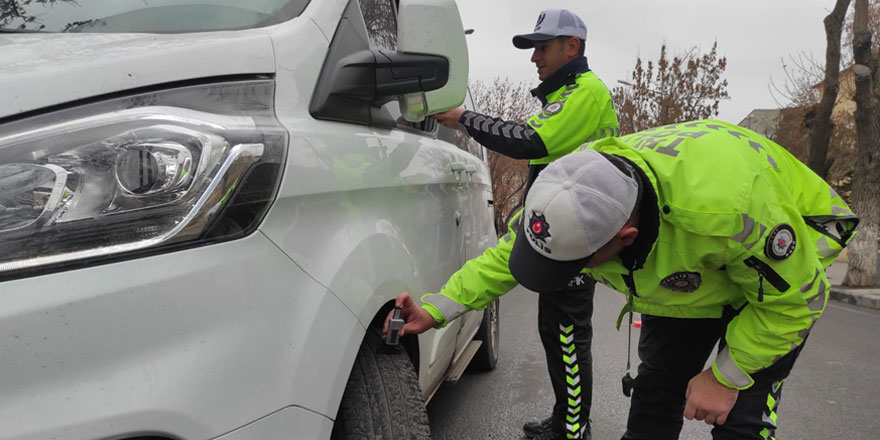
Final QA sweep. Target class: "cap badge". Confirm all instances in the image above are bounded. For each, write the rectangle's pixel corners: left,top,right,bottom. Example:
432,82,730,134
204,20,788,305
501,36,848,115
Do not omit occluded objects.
660,272,702,293
765,224,796,260
535,13,546,30
528,212,551,243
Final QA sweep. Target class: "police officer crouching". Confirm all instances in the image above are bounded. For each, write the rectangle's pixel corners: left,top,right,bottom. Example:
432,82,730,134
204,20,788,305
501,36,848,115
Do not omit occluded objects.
507,120,858,439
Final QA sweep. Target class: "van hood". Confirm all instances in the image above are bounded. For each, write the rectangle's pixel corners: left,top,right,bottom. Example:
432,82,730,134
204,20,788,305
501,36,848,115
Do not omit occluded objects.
0,32,276,119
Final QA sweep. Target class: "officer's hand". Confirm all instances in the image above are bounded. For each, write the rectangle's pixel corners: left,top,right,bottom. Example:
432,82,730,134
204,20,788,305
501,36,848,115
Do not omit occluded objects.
382,292,438,339
684,368,739,425
432,108,466,129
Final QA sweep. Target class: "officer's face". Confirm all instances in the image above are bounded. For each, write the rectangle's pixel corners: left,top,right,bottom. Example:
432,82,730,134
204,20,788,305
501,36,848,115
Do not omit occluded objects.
584,224,639,269
583,239,624,269
530,37,577,81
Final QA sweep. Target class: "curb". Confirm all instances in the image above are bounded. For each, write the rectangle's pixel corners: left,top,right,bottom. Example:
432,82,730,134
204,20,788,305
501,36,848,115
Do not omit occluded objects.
830,286,880,311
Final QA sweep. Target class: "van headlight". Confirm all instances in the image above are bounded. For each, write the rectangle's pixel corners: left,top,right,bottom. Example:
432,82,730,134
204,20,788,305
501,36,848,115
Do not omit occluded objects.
0,80,287,279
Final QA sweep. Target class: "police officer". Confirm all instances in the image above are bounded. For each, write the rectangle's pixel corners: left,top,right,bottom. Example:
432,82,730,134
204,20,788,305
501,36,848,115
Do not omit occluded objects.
500,120,859,439
430,8,618,440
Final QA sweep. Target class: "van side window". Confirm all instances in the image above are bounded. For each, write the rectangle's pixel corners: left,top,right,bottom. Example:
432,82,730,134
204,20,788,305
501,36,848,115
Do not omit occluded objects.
466,135,483,160
437,125,457,145
358,0,397,51
434,91,484,159
438,124,482,159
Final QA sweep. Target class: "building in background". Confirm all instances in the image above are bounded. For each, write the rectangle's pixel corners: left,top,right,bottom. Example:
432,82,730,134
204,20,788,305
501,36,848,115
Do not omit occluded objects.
738,108,782,138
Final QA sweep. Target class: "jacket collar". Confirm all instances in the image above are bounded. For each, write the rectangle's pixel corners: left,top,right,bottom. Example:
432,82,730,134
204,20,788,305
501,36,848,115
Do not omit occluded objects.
531,57,591,104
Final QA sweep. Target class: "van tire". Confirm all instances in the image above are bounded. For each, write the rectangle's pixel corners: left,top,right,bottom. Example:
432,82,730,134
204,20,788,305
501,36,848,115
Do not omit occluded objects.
471,299,500,371
331,330,431,440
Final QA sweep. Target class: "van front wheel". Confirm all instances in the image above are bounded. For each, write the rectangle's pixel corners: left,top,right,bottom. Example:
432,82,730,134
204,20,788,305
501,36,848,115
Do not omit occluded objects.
331,330,431,440
471,298,500,371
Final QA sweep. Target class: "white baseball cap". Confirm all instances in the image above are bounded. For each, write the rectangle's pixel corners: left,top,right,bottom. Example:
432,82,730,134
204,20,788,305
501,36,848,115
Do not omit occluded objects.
509,150,639,292
513,9,588,49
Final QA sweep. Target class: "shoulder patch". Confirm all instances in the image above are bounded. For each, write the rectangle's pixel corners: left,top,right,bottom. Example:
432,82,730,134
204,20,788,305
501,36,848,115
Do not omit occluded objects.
543,101,564,117
660,272,702,293
765,224,796,260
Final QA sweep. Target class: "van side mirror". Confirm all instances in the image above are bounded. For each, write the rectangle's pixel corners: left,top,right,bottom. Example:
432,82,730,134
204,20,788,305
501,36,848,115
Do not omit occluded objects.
309,0,465,127
318,49,448,103
374,50,449,96
397,0,469,121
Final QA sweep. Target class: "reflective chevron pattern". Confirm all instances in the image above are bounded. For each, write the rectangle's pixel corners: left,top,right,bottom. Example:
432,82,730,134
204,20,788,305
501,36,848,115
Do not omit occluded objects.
759,380,783,440
560,323,584,439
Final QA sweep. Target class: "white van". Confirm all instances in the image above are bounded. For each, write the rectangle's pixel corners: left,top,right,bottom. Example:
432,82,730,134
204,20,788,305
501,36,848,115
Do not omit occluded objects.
0,1,499,438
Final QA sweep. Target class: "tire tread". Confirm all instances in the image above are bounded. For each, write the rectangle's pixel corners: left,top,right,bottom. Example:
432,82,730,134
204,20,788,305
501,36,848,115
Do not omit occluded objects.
332,331,431,439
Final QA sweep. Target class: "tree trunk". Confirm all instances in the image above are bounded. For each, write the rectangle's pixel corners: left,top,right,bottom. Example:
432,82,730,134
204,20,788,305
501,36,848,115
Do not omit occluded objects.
808,0,852,178
844,0,879,287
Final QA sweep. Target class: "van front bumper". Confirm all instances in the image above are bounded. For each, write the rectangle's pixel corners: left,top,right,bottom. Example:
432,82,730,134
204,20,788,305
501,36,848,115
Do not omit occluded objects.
0,232,358,440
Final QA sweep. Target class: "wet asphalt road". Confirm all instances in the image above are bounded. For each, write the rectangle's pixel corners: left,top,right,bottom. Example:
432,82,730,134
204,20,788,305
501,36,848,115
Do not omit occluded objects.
426,284,880,440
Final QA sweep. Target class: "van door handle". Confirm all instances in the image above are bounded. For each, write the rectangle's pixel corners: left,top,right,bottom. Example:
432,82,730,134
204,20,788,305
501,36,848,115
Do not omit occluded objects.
450,162,466,181
455,211,461,226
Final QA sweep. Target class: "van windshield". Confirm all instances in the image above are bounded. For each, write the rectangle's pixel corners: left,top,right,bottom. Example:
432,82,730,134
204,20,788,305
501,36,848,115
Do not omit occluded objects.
0,0,310,33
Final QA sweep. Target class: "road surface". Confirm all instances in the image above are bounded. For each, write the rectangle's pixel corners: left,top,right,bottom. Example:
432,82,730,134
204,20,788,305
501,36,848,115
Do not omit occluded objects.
427,283,880,439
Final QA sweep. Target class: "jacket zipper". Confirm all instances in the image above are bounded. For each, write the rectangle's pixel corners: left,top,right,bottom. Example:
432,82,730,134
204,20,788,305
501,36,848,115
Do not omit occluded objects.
621,270,637,397
743,256,791,301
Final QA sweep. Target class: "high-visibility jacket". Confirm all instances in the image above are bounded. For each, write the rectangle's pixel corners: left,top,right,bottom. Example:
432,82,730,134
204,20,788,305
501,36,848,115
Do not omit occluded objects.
524,67,620,165
457,57,618,170
421,120,858,390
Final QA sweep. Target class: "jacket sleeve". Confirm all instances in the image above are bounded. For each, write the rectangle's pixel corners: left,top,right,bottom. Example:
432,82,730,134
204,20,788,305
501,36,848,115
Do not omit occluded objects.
458,110,549,160
420,210,523,327
714,168,845,389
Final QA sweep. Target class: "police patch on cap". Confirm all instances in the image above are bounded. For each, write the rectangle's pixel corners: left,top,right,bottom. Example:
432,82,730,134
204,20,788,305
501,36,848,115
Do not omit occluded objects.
660,272,702,293
543,101,564,117
528,212,551,243
765,224,796,260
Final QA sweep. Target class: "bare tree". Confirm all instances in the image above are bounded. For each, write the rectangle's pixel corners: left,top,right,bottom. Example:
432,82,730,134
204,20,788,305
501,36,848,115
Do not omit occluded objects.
774,105,857,199
808,0,853,179
612,43,729,135
468,77,539,234
772,1,880,198
769,53,824,107
0,0,77,30
844,0,880,287
842,0,880,64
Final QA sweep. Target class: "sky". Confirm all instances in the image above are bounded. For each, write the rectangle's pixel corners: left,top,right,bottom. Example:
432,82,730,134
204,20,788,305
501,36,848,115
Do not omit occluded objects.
455,0,835,124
